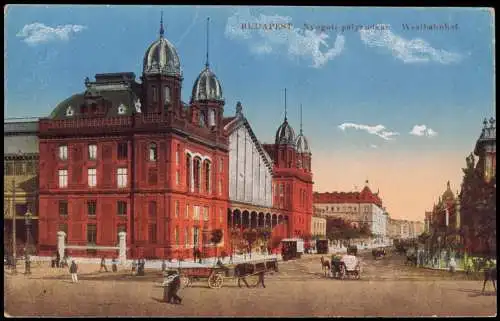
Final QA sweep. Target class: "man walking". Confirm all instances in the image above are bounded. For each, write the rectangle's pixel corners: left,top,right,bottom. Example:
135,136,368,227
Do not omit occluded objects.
99,256,108,272
24,254,31,275
161,259,167,273
70,260,78,283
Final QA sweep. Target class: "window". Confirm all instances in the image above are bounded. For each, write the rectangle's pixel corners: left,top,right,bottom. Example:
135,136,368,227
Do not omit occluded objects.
117,142,128,160
164,86,171,104
148,168,158,185
88,168,97,187
209,109,215,127
117,168,128,188
199,111,206,127
87,200,97,216
117,201,127,216
15,162,25,175
87,224,97,245
186,204,190,218
193,206,199,220
58,169,68,188
149,143,157,161
152,86,157,103
184,227,189,246
218,180,222,196
25,161,35,175
176,145,180,165
176,170,180,185
149,223,157,243
117,225,127,243
193,227,199,246
118,104,127,115
204,207,209,221
193,158,201,191
219,157,223,173
219,208,223,224
205,161,211,193
66,106,74,117
175,200,180,218
59,201,68,216
5,163,13,176
186,154,191,190
88,144,97,160
149,201,157,220
59,145,68,161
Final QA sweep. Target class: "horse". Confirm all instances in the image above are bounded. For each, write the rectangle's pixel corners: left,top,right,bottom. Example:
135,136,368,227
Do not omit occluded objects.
482,266,497,294
320,256,331,277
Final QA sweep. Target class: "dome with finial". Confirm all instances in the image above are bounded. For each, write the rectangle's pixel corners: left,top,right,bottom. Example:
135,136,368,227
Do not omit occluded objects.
295,104,311,154
275,119,296,146
442,181,455,201
191,17,223,103
191,67,223,102
143,12,181,77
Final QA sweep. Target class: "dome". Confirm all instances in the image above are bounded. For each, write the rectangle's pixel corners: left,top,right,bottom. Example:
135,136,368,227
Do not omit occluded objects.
275,119,296,146
143,36,181,77
191,66,223,102
296,132,311,154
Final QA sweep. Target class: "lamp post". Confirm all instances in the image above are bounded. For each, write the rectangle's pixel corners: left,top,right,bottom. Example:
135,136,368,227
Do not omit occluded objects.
25,208,33,256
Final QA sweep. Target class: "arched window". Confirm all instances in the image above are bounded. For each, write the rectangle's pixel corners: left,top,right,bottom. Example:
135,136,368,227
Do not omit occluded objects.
204,161,211,193
164,86,170,104
199,111,207,127
193,157,202,192
186,154,191,190
209,109,216,127
149,143,157,161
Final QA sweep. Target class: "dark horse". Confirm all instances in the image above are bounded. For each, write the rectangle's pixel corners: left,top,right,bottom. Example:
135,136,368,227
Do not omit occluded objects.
320,256,331,277
482,266,497,293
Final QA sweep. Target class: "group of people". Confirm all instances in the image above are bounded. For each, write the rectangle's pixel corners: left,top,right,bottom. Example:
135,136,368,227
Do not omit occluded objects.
99,256,119,273
51,252,69,269
131,258,147,276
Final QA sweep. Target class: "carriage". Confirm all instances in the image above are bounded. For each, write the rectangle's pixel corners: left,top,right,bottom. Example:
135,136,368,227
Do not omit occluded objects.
330,254,361,280
316,239,329,254
372,248,386,260
177,258,279,289
281,238,304,261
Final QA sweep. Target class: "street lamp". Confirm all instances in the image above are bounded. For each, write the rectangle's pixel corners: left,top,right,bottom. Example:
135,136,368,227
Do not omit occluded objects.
24,208,33,256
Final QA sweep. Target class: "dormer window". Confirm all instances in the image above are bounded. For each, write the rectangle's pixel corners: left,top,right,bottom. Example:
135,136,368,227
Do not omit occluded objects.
66,106,74,117
199,111,207,127
164,86,170,104
118,103,127,115
149,143,157,161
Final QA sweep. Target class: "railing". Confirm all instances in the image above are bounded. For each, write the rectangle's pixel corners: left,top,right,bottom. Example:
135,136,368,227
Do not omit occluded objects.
39,117,133,132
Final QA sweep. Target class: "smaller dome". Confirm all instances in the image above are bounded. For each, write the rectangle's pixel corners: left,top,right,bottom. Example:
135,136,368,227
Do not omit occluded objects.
143,37,181,77
191,66,223,102
296,133,311,154
275,119,296,146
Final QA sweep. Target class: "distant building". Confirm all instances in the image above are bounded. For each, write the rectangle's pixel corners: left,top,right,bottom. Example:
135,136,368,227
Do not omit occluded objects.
311,216,326,238
387,218,424,240
4,119,40,255
313,181,388,244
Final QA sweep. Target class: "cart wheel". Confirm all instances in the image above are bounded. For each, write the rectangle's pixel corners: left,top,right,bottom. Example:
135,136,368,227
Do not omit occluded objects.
181,276,191,288
246,274,260,287
208,273,224,289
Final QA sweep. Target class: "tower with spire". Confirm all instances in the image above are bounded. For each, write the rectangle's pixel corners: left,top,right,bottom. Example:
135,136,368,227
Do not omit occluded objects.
474,117,496,183
190,17,225,131
261,88,314,239
142,11,183,115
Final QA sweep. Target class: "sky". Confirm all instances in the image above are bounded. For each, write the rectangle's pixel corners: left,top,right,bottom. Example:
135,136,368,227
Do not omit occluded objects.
4,5,495,221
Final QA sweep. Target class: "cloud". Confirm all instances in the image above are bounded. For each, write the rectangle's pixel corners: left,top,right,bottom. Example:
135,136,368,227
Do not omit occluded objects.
175,7,200,47
409,124,438,137
16,22,87,46
338,123,400,141
370,144,378,149
359,25,462,64
225,8,344,68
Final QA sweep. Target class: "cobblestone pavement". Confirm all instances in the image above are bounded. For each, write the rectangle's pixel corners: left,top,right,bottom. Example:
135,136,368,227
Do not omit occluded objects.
4,251,497,317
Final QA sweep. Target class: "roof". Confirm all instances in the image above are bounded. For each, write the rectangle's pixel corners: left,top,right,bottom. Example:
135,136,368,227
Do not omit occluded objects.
313,185,383,207
4,120,38,133
4,120,39,155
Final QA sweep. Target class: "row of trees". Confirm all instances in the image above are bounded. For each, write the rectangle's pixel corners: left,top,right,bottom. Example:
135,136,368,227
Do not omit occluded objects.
325,217,373,245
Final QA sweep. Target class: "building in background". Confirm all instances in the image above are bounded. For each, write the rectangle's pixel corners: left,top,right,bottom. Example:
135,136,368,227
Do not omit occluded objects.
313,181,388,245
4,119,40,256
311,216,326,238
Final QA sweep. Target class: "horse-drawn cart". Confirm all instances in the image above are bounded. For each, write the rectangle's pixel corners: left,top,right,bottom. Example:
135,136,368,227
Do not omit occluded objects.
178,258,279,289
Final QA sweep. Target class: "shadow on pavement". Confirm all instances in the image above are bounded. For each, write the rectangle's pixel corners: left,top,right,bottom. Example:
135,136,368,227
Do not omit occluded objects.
453,288,497,297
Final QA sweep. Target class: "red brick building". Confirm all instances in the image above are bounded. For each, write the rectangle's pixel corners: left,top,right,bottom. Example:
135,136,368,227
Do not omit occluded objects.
37,20,230,259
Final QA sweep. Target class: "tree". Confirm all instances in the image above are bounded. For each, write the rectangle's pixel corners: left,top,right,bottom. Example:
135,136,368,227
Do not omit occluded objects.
242,229,258,258
210,229,223,261
229,228,242,257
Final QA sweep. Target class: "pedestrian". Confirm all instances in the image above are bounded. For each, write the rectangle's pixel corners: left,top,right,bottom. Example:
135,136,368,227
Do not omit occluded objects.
112,257,118,272
24,254,31,275
56,251,61,268
163,270,182,304
100,256,108,272
449,256,457,274
161,259,167,272
69,260,78,283
131,260,137,276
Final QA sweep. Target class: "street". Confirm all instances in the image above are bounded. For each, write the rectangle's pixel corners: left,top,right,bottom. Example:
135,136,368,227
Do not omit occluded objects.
4,251,497,317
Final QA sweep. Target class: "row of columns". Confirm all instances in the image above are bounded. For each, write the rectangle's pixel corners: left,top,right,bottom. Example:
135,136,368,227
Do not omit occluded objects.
227,209,288,230
186,154,211,193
